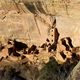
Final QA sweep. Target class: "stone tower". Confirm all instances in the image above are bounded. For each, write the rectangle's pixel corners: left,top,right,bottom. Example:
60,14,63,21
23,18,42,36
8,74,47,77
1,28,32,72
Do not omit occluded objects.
49,18,59,44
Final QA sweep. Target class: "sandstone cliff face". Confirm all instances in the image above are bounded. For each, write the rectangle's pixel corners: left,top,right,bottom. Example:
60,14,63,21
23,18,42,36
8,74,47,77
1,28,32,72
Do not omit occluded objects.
0,0,80,46
0,0,54,46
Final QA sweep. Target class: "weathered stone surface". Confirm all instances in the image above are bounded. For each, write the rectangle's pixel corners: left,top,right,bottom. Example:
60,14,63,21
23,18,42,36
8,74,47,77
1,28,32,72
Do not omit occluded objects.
0,0,80,47
67,61,80,80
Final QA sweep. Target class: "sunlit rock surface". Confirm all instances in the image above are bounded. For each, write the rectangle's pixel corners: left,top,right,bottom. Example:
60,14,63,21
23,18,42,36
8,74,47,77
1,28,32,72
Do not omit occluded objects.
0,0,80,46
67,61,80,80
